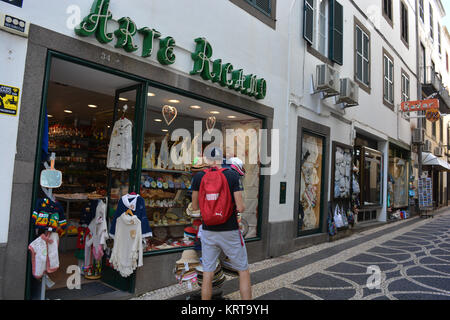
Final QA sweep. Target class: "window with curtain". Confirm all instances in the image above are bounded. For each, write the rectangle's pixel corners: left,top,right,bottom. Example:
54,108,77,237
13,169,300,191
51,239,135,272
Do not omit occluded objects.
383,53,394,106
356,24,370,87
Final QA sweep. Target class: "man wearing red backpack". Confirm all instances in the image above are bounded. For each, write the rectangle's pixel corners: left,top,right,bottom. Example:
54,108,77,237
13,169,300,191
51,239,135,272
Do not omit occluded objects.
191,149,251,300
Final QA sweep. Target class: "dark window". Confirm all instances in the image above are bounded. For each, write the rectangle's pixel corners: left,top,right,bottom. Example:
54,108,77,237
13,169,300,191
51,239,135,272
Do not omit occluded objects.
430,4,434,41
229,0,277,29
440,118,443,142
329,0,343,65
401,1,409,45
383,0,393,22
432,116,436,138
446,52,449,72
303,0,314,44
245,0,271,16
438,24,441,54
419,0,424,22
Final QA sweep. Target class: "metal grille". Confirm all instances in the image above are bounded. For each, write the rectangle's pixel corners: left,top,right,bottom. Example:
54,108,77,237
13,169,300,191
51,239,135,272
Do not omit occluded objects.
245,0,272,16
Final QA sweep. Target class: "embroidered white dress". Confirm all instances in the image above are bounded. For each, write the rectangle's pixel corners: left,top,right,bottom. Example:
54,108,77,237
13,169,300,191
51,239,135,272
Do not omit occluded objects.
109,213,143,277
107,118,133,171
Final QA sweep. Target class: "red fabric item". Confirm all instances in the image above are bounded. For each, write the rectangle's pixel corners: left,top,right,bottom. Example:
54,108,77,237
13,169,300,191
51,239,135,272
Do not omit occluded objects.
198,167,233,226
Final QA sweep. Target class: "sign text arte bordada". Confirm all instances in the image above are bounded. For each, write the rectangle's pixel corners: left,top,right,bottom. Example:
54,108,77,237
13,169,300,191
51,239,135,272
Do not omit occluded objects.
75,0,267,100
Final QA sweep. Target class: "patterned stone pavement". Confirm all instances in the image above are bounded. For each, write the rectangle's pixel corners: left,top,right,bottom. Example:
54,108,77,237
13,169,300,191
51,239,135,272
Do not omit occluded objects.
253,213,450,300
135,209,450,300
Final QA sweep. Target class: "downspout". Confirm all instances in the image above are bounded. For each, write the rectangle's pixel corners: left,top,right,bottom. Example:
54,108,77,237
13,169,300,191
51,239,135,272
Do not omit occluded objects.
283,0,301,178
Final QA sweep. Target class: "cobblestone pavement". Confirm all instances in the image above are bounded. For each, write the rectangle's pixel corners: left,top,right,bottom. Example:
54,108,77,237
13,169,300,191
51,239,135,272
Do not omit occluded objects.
134,209,450,300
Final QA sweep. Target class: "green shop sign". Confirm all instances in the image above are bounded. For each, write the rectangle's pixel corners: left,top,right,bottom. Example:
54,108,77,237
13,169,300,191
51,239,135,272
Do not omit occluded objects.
75,0,267,100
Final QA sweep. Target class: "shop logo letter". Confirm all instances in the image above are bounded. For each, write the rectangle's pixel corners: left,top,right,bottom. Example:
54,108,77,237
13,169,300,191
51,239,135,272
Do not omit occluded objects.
66,265,81,290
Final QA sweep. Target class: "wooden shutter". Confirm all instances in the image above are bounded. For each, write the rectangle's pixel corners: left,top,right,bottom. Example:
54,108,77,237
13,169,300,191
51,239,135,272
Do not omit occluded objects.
329,0,343,65
303,0,314,44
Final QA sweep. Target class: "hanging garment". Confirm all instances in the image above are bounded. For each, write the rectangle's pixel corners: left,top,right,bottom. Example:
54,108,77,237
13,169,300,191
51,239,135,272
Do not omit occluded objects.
109,194,152,238
109,213,143,277
85,200,109,268
143,140,156,169
32,198,67,233
157,134,170,169
107,117,133,171
28,232,60,279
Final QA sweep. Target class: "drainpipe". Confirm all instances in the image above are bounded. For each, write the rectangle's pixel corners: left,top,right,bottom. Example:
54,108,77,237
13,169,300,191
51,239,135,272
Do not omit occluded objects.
416,0,423,180
283,0,301,178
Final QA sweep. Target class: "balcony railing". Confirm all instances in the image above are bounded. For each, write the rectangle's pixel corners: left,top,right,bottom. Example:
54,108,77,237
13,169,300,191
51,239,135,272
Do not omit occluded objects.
420,66,443,92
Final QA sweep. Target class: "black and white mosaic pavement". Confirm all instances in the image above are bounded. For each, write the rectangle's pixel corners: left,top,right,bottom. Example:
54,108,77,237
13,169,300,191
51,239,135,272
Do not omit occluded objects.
256,214,450,300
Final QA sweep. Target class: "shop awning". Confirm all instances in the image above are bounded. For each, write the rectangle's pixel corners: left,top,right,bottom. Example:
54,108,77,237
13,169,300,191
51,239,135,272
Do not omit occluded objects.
422,152,450,171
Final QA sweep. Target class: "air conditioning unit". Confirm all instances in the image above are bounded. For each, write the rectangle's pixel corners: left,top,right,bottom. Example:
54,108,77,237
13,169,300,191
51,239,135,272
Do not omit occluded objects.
337,78,359,107
315,64,340,98
434,146,443,157
423,140,432,153
412,128,425,144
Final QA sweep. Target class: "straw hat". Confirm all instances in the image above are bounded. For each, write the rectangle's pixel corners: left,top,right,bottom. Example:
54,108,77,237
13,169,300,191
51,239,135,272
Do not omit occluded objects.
186,202,201,217
176,249,199,265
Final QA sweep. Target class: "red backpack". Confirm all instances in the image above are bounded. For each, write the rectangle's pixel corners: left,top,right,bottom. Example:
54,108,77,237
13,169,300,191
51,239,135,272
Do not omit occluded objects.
198,167,233,226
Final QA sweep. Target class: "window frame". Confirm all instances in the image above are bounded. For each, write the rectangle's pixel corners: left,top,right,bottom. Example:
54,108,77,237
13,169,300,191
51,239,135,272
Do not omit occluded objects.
400,0,409,48
419,0,424,22
229,0,277,29
401,70,410,103
354,17,371,94
382,0,393,27
438,23,442,55
430,4,434,41
383,48,395,110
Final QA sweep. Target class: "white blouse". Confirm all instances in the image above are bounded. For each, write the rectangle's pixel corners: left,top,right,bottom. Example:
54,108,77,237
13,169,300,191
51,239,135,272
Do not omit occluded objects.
107,118,133,171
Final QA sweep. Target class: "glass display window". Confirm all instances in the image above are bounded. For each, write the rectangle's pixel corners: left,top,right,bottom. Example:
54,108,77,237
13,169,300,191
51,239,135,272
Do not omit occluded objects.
299,132,325,234
141,85,263,252
332,142,353,200
355,146,383,207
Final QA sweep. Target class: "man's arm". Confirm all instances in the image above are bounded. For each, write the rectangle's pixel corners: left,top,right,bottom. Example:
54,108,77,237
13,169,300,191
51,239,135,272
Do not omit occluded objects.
192,191,199,211
234,191,245,213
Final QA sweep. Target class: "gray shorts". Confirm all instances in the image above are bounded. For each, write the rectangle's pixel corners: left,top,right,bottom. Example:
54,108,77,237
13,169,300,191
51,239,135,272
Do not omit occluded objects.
200,229,249,272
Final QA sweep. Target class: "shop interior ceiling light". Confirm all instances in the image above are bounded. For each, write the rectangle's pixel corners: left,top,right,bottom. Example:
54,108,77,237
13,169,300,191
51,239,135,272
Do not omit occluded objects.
88,104,98,108
168,99,180,103
48,114,53,118
64,109,73,113
227,115,237,119
119,97,128,101
210,111,220,114
190,105,201,109
148,92,156,97
162,129,169,132
154,119,163,122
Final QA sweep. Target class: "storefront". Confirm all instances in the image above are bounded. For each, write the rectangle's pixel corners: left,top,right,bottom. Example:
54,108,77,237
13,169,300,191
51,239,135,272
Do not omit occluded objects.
353,133,384,222
294,117,330,238
4,15,274,299
387,142,412,219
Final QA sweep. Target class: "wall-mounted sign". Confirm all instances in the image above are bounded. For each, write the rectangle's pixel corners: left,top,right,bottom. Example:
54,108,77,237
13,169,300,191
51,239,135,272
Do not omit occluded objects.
75,0,267,100
401,99,439,113
1,0,23,8
425,109,440,122
0,13,29,37
0,84,20,116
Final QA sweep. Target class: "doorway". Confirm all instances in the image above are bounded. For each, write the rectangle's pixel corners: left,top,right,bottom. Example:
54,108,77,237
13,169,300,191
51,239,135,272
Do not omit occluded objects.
28,54,146,300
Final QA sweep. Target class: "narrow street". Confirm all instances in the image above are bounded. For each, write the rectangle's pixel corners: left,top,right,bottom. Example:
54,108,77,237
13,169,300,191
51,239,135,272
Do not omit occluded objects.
136,209,450,300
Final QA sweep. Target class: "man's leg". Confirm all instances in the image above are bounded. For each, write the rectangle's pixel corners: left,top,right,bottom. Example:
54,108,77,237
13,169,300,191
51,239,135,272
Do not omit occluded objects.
238,269,252,300
201,271,214,300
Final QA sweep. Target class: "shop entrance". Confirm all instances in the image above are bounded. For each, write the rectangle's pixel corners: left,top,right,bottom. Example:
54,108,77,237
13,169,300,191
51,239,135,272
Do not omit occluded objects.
28,55,146,300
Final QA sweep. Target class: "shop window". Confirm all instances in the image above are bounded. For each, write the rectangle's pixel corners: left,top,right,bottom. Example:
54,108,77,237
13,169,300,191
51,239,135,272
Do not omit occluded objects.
388,156,409,209
355,146,383,208
299,132,325,235
142,86,263,251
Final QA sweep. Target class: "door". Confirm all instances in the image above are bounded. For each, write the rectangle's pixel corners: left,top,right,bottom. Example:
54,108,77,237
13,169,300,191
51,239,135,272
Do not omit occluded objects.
101,84,147,293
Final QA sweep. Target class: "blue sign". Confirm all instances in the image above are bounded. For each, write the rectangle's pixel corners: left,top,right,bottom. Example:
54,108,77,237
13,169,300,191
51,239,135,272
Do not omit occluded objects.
1,0,23,8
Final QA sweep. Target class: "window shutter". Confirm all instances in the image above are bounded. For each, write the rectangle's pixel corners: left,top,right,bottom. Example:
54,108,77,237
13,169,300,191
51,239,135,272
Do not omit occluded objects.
329,0,343,65
303,0,314,44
